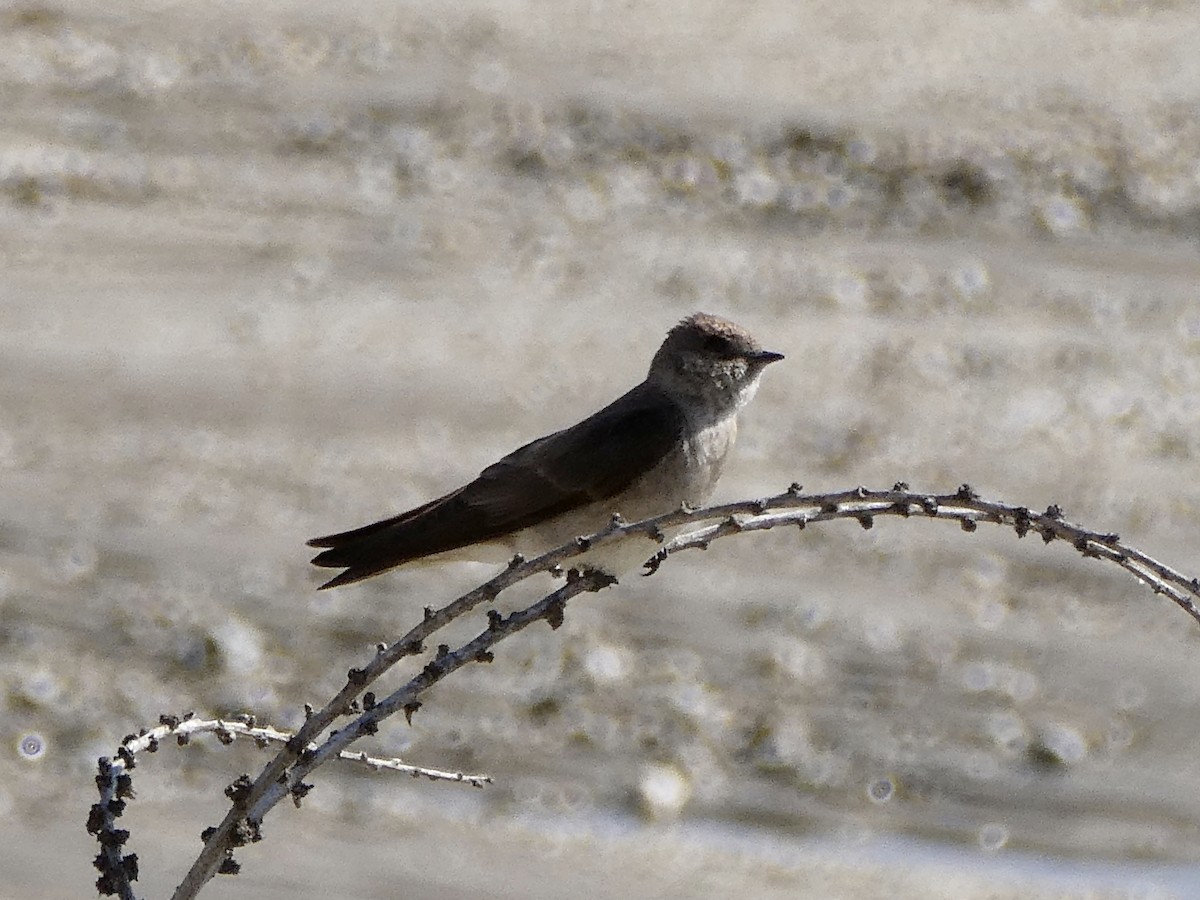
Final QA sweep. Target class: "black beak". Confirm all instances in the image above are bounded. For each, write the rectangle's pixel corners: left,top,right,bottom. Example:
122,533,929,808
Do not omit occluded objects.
750,350,785,365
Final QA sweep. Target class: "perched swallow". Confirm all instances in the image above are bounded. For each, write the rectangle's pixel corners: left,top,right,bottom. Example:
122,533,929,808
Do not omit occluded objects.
308,312,783,588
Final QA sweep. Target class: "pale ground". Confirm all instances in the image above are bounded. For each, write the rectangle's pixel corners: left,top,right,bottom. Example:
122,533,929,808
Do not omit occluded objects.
3,1,1200,897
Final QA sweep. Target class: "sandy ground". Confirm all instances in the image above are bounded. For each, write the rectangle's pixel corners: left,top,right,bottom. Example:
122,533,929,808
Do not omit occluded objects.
4,1,1200,897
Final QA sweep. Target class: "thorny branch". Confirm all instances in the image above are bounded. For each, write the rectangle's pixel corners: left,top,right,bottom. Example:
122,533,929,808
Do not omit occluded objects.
89,483,1200,899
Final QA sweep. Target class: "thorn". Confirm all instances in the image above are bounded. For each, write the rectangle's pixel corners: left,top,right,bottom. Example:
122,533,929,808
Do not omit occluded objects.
892,481,909,492
217,857,240,876
960,518,977,533
403,702,421,725
224,775,253,807
1013,508,1031,539
589,570,618,590
290,781,313,809
787,482,803,496
642,548,668,576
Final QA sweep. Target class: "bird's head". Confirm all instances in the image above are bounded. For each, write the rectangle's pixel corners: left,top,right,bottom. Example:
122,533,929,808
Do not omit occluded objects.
647,312,784,417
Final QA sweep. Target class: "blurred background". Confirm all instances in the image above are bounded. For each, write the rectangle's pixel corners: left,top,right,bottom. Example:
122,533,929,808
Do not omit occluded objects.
3,1,1200,897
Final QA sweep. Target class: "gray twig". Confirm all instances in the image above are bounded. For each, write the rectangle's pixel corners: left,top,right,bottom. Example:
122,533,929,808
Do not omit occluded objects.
88,484,1200,899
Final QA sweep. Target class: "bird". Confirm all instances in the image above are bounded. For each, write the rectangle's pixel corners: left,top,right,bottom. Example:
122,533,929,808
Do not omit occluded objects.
308,312,784,589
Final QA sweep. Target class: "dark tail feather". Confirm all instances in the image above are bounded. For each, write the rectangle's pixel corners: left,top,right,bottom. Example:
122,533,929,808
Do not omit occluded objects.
313,561,396,590
309,538,415,589
309,497,456,589
306,498,442,549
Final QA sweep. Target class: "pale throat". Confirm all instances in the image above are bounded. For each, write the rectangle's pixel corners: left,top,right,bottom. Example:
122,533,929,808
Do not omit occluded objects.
680,415,739,502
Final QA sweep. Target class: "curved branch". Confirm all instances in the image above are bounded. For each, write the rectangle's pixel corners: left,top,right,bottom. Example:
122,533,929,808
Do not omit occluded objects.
646,483,1200,625
91,484,1200,899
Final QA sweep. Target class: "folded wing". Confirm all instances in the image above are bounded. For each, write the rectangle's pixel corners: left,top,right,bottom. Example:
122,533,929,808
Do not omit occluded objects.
308,382,684,588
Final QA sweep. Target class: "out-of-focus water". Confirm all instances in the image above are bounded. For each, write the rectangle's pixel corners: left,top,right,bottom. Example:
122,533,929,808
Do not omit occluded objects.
4,2,1200,896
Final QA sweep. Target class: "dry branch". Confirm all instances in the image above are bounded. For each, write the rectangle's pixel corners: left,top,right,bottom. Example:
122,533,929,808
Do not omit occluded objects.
87,484,1200,899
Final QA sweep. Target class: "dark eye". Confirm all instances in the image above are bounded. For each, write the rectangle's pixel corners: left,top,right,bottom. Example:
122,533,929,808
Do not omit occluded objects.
703,334,733,355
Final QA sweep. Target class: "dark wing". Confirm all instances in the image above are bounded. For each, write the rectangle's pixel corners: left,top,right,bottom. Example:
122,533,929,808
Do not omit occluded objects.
308,381,684,588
